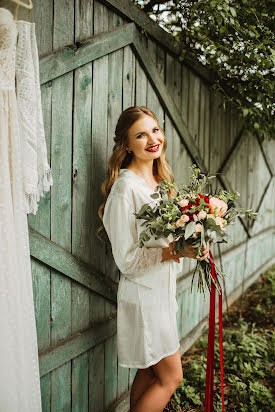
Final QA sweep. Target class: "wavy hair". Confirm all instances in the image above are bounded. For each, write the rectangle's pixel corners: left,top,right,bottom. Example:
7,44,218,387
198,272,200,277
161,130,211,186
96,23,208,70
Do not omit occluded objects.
97,106,175,240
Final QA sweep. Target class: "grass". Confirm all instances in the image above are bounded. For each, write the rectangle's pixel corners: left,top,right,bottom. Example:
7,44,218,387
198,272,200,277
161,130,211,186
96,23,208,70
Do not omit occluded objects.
164,264,275,412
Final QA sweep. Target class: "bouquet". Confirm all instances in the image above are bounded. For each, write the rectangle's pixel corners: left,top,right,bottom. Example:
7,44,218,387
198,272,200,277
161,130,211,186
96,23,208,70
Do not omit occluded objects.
134,164,257,300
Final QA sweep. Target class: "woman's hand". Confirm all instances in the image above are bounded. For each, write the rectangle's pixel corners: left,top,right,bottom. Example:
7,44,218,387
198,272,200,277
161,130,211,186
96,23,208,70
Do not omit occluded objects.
161,240,212,263
161,240,184,263
182,243,209,261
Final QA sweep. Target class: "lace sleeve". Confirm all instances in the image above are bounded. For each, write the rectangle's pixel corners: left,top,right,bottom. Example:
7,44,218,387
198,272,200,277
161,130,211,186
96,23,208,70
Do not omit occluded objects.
102,194,164,278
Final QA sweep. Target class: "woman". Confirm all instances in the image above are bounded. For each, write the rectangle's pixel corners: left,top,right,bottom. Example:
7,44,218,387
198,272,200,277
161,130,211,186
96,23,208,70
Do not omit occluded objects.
98,106,209,412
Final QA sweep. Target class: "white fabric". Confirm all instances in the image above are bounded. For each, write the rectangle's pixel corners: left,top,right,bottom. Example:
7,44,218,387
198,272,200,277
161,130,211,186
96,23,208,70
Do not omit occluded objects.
0,7,42,411
15,19,53,215
103,168,182,368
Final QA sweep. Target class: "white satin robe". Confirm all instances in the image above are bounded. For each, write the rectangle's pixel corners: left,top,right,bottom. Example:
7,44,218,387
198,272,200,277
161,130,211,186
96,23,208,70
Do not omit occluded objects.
103,168,182,368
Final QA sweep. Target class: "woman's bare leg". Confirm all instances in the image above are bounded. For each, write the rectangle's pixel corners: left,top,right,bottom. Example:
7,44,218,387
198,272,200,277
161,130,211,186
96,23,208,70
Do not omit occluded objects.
132,349,183,412
130,367,156,411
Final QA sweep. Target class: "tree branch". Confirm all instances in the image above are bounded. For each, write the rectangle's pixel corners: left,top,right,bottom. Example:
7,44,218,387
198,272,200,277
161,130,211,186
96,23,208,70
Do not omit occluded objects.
143,0,169,13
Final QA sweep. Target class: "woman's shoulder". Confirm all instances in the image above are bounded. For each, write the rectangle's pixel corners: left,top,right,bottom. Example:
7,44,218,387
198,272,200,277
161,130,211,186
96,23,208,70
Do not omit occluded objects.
108,171,135,200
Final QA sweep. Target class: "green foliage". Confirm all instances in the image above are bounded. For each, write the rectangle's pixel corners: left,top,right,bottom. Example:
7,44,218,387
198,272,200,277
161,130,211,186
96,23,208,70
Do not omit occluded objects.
135,0,275,141
164,266,275,411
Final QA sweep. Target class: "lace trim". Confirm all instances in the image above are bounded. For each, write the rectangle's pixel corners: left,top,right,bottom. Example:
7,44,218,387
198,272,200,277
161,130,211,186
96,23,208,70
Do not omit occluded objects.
15,20,53,215
121,243,163,275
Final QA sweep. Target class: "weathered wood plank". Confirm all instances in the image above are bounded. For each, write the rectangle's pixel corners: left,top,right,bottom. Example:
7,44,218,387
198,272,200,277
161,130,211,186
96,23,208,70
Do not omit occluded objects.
89,342,105,412
98,0,216,84
29,228,117,302
50,1,74,409
33,0,53,56
40,22,135,84
71,2,94,410
132,31,207,174
123,45,136,108
107,10,129,402
146,38,164,124
39,317,116,377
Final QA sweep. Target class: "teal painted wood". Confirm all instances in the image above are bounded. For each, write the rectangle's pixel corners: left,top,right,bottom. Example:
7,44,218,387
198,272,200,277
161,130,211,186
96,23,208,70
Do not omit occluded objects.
89,343,104,412
29,228,117,302
50,0,74,410
39,317,117,377
39,22,135,85
147,38,164,125
72,2,94,410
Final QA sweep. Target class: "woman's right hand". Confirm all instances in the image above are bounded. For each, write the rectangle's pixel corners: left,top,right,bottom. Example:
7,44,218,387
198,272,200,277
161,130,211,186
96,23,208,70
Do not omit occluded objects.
161,240,211,263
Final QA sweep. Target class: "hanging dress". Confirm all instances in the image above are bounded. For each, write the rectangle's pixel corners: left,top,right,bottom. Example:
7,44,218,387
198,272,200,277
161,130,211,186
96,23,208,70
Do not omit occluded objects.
103,168,182,369
0,8,42,411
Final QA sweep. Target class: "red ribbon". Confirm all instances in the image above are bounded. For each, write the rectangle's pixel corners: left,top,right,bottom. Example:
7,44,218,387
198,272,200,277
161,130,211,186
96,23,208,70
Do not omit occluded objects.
204,250,225,412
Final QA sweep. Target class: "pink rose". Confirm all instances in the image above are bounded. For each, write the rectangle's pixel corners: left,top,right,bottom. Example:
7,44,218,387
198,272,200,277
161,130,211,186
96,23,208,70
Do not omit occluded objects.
198,210,207,220
209,197,228,216
215,216,226,231
176,219,186,228
180,214,190,223
195,223,203,232
178,199,189,207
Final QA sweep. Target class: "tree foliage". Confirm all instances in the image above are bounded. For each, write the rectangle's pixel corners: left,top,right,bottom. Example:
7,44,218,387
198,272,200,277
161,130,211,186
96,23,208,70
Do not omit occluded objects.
134,0,275,141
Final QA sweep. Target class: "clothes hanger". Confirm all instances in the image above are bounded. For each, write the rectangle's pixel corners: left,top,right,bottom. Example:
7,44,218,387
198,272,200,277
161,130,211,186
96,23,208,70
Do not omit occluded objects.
8,0,33,9
3,0,33,22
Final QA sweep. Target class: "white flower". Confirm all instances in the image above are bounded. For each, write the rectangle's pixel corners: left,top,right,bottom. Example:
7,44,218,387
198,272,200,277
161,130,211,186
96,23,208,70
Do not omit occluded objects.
180,214,190,223
198,210,207,220
195,223,203,232
178,198,189,207
176,219,186,228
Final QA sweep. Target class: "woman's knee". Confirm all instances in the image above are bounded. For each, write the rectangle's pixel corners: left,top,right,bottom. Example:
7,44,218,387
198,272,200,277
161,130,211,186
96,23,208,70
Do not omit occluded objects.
157,371,183,391
151,350,183,390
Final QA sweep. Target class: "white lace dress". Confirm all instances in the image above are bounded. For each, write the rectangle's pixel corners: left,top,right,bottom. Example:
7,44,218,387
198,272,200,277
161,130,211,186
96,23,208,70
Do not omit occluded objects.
0,8,42,411
103,169,182,368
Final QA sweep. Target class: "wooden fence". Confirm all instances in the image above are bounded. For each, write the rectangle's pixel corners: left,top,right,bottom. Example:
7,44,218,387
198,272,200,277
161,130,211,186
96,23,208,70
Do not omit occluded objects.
26,0,275,410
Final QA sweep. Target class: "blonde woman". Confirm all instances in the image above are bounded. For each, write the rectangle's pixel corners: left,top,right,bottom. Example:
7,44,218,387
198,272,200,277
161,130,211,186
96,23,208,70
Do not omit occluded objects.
98,106,209,412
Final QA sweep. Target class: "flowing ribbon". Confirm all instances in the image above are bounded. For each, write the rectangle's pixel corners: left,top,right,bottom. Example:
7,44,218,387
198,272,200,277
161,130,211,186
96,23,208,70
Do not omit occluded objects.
204,250,225,412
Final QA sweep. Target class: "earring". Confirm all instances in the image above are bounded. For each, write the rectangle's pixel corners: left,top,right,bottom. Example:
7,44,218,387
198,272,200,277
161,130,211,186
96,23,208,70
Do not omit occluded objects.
127,149,132,154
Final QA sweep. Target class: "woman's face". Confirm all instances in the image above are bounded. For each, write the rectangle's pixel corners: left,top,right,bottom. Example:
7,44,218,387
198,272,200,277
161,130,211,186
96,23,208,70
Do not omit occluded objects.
126,115,164,162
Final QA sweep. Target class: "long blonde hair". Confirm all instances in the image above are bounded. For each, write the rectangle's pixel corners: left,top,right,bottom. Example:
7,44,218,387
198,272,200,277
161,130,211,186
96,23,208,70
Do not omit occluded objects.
97,106,175,240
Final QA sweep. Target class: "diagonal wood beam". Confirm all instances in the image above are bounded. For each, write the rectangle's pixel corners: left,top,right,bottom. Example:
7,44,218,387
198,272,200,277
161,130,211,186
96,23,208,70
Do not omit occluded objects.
39,22,135,84
39,317,116,376
131,26,208,174
29,228,117,303
98,0,216,84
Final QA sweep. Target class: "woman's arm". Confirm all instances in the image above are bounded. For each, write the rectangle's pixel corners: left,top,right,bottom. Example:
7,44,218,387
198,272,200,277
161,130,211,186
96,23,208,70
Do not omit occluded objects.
103,194,178,278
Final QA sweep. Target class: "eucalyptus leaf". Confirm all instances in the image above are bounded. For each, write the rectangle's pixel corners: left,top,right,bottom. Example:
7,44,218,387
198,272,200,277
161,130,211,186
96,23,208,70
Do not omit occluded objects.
185,221,196,240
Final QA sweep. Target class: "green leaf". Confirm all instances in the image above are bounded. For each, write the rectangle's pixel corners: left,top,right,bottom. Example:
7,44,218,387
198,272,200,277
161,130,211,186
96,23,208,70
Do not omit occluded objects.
230,7,237,17
184,221,196,240
150,193,159,199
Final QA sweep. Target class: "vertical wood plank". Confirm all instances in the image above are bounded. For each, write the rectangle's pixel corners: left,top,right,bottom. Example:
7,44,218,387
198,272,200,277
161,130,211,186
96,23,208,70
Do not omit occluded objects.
71,2,94,411
146,38,164,125
50,0,74,410
123,45,136,109
90,2,109,411
107,10,129,402
89,344,105,412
